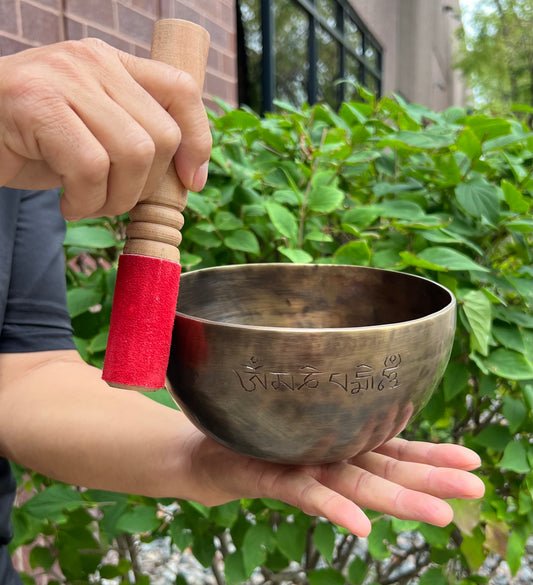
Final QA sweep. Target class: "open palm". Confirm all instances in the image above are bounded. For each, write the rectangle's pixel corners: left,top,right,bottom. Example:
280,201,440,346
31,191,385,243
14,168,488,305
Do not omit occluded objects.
180,426,485,536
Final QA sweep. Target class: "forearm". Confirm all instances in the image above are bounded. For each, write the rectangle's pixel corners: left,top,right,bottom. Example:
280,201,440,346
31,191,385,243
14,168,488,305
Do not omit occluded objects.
0,350,194,498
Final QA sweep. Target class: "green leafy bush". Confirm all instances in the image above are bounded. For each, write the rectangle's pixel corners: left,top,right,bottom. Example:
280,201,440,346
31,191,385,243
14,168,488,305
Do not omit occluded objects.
11,92,532,584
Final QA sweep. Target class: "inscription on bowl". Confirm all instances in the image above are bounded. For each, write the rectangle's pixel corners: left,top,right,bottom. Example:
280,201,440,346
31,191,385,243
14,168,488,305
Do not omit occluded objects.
233,354,402,394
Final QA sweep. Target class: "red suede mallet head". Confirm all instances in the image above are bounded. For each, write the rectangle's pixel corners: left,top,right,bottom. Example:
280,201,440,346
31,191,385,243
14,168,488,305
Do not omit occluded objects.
102,19,210,390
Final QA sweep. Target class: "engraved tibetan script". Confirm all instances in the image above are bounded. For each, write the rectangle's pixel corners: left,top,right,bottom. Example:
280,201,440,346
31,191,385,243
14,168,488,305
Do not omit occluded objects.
234,354,402,394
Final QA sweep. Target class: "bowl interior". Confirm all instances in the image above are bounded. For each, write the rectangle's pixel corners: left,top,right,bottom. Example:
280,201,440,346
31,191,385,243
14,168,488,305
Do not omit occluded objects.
176,263,453,329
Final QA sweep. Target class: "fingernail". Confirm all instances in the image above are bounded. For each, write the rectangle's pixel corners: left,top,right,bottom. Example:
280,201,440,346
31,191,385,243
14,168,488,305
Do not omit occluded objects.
191,161,209,192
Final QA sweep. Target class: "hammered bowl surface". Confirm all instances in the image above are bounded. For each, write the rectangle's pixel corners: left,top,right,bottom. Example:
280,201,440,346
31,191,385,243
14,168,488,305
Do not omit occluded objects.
166,264,455,464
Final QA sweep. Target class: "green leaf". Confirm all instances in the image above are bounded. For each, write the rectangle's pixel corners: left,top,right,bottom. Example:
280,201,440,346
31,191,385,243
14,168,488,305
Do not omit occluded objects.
275,522,306,561
308,568,345,585
218,109,259,130
64,225,117,248
214,211,243,231
485,348,533,380
456,127,482,160
501,180,530,213
333,241,371,266
347,556,367,584
278,247,313,263
23,485,85,522
400,251,443,271
493,324,526,354
224,550,247,585
342,207,379,229
223,230,260,255
460,527,486,570
455,179,500,224
209,501,241,529
472,425,512,450
260,498,289,511
443,361,470,401
308,185,344,214
312,522,335,563
502,396,527,433
419,524,453,548
242,523,275,576
305,230,333,242
375,199,425,220
417,246,489,273
308,172,344,213
170,515,193,551
187,192,215,216
191,532,216,568
67,288,101,318
88,330,108,354
29,546,54,571
483,131,533,152
180,252,202,268
186,225,221,248
499,441,531,474
466,115,511,141
265,201,298,241
367,518,394,559
420,567,448,585
506,530,527,576
383,129,455,149
505,218,533,233
462,290,491,356
116,505,159,534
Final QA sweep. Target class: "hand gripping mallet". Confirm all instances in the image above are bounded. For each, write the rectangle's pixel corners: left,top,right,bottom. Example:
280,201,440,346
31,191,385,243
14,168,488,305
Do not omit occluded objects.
102,19,210,390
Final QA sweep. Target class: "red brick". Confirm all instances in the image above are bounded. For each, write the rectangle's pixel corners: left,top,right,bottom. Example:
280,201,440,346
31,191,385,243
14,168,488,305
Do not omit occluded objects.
131,0,158,15
0,0,19,35
64,17,84,40
133,43,150,57
207,45,219,70
222,52,235,77
117,3,154,46
0,35,33,55
65,0,114,29
173,2,204,27
160,0,173,18
87,25,131,51
205,71,236,104
217,2,235,29
21,2,61,44
33,0,61,9
203,19,230,49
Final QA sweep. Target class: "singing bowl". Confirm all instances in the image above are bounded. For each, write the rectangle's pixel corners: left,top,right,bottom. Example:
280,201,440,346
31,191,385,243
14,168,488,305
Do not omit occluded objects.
166,264,455,465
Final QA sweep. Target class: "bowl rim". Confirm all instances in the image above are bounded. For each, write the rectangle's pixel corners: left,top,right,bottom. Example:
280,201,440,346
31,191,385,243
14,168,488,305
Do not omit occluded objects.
175,263,456,333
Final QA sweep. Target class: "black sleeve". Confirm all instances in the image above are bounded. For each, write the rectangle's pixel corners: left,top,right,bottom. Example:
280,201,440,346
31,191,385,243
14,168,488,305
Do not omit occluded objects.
0,188,75,353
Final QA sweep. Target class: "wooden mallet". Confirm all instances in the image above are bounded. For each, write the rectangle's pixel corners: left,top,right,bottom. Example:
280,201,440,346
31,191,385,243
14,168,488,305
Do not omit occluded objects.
102,19,210,390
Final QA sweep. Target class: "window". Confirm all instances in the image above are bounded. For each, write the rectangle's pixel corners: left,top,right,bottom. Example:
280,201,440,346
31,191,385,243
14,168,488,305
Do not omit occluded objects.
237,0,383,112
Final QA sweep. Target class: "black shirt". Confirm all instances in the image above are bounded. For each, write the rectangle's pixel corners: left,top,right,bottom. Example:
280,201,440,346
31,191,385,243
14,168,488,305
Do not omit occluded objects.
0,188,75,584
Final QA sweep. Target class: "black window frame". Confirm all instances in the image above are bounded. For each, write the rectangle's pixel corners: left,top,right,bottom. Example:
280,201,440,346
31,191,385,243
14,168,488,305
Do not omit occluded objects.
237,0,383,112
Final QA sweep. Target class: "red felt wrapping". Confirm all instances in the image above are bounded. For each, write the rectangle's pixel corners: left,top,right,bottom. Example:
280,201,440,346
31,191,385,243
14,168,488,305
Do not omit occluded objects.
102,254,181,390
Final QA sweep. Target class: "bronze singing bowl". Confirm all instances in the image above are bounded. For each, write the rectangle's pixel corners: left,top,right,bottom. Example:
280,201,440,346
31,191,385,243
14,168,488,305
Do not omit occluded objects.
166,264,455,465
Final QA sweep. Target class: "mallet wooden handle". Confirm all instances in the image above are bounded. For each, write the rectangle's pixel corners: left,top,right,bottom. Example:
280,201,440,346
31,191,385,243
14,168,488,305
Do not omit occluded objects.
124,19,210,261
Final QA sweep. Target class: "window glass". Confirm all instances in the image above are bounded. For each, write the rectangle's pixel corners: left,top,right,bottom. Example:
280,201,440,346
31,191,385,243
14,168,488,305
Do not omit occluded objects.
238,0,263,111
274,0,309,106
317,0,337,28
345,17,363,58
316,26,340,106
343,54,362,101
237,0,382,112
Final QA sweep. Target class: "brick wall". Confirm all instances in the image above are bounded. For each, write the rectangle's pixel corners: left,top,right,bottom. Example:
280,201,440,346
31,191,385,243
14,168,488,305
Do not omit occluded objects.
0,0,238,109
